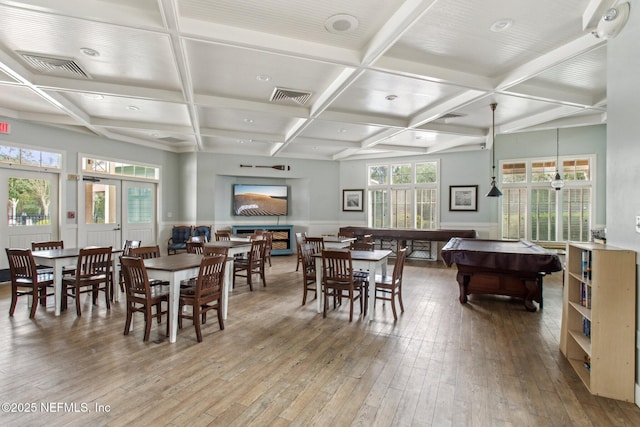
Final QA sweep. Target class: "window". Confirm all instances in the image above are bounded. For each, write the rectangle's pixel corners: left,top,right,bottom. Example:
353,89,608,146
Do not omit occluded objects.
82,157,159,180
368,161,438,229
500,156,593,243
7,177,51,226
0,144,62,169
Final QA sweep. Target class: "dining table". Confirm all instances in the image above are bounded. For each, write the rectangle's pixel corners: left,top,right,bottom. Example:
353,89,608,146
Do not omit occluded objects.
313,249,392,321
320,235,357,249
143,241,251,343
32,247,122,316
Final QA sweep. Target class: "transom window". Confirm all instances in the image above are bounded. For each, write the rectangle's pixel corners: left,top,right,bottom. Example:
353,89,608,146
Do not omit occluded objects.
82,157,159,180
367,161,439,229
1,144,62,169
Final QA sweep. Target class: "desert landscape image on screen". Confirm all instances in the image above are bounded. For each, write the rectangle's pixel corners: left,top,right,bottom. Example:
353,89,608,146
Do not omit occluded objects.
233,185,288,216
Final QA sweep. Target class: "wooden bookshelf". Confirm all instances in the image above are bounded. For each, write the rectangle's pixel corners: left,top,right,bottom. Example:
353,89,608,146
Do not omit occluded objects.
559,242,636,401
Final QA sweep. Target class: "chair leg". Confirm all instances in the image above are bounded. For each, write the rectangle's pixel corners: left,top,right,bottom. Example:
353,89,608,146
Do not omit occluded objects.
123,305,132,336
323,286,328,318
348,289,354,322
29,287,38,319
105,283,111,310
390,294,398,320
156,303,162,323
143,305,153,341
75,286,82,316
398,287,404,313
217,299,224,330
9,285,18,317
302,285,307,305
261,266,267,287
193,305,203,343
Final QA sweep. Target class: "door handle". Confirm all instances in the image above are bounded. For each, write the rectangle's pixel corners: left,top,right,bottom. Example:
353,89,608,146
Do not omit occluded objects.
114,227,121,231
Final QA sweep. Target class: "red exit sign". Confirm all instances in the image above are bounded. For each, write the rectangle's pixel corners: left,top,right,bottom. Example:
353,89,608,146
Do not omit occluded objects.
0,122,9,134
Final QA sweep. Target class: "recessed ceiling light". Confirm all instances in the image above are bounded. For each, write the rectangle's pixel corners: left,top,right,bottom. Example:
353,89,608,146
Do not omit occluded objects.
243,118,254,124
338,128,347,133
324,14,359,34
127,105,140,111
80,47,100,57
256,74,271,82
385,94,398,101
490,19,513,32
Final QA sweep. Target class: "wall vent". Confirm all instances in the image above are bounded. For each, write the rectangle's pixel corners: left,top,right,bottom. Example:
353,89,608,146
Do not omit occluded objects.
269,87,312,105
18,52,90,78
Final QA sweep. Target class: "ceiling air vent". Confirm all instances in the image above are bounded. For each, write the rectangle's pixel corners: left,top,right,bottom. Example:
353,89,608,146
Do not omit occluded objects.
157,136,185,144
438,112,465,120
269,87,312,105
18,52,90,78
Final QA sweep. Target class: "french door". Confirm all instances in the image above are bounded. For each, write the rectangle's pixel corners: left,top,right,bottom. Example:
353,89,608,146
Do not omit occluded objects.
78,178,157,250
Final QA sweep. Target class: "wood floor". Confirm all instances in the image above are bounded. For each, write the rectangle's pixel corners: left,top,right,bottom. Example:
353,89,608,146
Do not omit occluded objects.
1,255,639,426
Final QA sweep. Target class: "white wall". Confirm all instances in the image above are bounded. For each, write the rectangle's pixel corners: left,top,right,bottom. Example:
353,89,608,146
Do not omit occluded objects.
605,1,640,405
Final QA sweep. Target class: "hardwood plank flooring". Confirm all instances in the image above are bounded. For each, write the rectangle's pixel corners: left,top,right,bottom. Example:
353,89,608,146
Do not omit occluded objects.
1,255,639,426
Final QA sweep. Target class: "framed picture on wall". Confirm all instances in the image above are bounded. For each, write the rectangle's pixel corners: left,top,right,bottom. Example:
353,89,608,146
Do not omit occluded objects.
342,189,364,211
449,185,478,211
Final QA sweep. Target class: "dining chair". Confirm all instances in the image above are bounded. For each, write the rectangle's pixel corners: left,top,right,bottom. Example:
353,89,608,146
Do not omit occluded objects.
300,243,317,305
120,256,170,341
62,246,112,316
294,232,306,271
5,248,54,318
304,236,324,254
263,231,273,267
233,239,267,291
167,225,192,255
338,231,355,238
361,234,374,243
374,247,408,320
31,240,75,276
349,241,375,285
129,245,170,287
186,239,205,254
203,245,228,259
321,249,365,322
178,254,226,342
215,231,231,241
116,239,142,298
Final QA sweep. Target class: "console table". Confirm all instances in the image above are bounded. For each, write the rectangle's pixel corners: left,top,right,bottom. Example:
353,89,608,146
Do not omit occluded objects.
232,224,294,255
339,226,477,260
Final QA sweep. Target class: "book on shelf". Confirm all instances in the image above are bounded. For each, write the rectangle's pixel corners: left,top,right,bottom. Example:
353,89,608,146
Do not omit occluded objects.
583,317,591,338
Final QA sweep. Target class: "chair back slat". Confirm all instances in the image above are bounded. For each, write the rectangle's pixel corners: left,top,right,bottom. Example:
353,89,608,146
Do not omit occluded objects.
32,240,64,251
196,255,226,300
76,246,112,279
6,248,38,281
304,236,325,254
120,256,151,297
203,245,228,259
122,240,142,256
350,241,374,251
322,249,354,284
130,245,162,259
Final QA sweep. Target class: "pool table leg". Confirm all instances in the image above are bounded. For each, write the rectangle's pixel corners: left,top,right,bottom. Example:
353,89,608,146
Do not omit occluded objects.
456,272,469,304
523,276,542,312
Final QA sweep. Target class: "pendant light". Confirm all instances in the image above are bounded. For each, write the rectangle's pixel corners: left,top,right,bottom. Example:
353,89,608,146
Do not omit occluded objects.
551,128,564,190
486,103,502,197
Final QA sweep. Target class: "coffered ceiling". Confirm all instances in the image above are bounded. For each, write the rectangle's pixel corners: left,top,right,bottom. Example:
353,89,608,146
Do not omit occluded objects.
0,0,622,160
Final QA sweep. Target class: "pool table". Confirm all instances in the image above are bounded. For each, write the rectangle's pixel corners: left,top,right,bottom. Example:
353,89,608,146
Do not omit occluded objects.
441,238,563,311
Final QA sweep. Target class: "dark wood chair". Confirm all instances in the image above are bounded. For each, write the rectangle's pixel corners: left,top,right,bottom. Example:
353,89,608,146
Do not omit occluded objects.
167,225,192,255
62,246,112,316
215,231,231,241
31,240,75,276
295,232,306,271
338,231,355,238
116,239,142,296
374,247,407,320
5,248,54,318
349,241,375,285
120,256,170,341
300,243,317,305
178,255,226,342
129,245,170,287
233,239,267,291
263,231,273,267
203,245,228,259
321,249,365,322
304,236,325,254
186,238,205,254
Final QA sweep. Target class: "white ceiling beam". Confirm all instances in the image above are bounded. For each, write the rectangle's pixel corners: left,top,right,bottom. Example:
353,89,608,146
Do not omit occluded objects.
414,123,486,137
408,90,487,128
498,105,583,134
500,81,601,108
318,110,406,128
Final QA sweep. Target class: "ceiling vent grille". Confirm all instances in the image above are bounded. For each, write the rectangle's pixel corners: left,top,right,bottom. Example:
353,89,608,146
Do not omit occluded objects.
157,136,185,144
18,52,90,78
438,112,465,120
269,87,312,105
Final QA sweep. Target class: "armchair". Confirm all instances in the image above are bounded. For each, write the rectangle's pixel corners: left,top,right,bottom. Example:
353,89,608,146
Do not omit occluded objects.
193,225,212,243
167,225,192,255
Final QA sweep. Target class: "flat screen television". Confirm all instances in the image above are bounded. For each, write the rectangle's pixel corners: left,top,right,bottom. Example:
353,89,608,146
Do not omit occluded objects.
233,184,288,216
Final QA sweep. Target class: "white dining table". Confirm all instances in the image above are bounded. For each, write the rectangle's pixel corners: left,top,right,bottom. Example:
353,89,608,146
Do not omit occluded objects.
144,241,251,343
32,247,122,316
321,236,356,249
314,249,391,321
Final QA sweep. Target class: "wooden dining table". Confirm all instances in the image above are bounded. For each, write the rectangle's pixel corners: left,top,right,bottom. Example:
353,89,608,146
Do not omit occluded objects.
143,241,251,343
32,247,122,316
313,249,392,321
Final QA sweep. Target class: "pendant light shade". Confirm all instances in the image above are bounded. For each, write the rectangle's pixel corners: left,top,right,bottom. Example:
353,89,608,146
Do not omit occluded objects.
486,103,502,197
551,128,564,190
